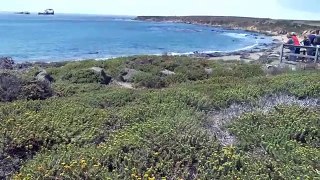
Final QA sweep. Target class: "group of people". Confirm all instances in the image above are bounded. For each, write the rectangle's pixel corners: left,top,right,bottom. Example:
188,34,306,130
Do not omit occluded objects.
285,30,320,61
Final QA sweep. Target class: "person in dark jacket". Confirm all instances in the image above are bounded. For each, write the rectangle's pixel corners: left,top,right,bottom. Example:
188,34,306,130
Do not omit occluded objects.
301,35,313,61
308,30,320,45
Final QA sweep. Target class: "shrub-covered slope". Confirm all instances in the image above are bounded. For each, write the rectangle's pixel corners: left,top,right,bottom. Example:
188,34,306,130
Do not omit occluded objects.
1,56,319,179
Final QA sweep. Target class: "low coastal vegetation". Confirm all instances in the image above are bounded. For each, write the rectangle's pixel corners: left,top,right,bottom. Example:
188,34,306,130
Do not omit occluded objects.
0,56,319,179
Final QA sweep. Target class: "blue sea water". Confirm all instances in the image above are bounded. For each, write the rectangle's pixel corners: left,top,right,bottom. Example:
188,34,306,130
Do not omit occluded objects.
0,13,273,62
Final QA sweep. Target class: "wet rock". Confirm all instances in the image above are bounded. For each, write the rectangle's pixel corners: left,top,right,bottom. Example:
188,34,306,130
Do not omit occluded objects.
0,57,14,70
161,69,175,76
89,67,112,85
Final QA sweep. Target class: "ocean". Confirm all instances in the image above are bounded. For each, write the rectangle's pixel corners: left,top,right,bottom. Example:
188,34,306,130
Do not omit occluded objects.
0,13,273,62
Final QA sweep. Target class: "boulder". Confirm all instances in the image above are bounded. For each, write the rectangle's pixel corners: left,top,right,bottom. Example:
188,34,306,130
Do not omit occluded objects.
119,68,140,82
161,69,175,76
0,57,14,70
89,67,112,85
35,70,54,83
264,64,292,75
204,68,213,75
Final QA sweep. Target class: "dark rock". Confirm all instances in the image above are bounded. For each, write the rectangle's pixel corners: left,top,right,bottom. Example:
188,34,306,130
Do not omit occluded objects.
21,81,54,100
161,69,175,76
0,57,14,70
277,30,287,35
240,53,250,59
231,51,243,56
0,73,22,102
90,67,112,85
119,68,140,82
88,51,99,55
210,52,224,57
137,58,154,65
193,52,223,58
35,70,54,83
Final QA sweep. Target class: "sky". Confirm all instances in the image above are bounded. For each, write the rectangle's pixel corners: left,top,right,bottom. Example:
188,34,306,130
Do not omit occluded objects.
1,0,320,20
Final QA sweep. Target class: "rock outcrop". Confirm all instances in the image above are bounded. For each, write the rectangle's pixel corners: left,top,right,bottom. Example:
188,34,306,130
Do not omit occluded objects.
0,57,14,70
89,67,112,85
160,69,175,76
119,68,140,82
35,70,54,83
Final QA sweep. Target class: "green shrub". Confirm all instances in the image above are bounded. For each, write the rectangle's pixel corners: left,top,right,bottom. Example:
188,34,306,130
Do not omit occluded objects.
2,56,320,179
164,73,188,86
20,81,54,100
61,69,101,84
0,73,22,102
133,72,166,88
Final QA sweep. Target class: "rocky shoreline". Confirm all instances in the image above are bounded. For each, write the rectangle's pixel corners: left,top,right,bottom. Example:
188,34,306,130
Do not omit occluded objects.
134,16,320,61
133,16,284,60
135,16,320,35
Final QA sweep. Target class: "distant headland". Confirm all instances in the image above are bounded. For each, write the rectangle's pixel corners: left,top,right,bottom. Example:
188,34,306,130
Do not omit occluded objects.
135,16,320,36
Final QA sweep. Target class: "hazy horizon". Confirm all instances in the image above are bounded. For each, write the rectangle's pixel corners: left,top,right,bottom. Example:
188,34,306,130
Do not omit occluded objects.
1,0,320,20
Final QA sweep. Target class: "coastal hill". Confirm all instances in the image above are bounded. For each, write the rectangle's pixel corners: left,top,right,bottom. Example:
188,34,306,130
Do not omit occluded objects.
135,16,320,35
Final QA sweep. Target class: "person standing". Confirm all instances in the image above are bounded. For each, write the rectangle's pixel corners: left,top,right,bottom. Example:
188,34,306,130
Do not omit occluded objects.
308,30,320,46
302,35,313,61
313,30,320,46
291,32,300,54
285,33,296,61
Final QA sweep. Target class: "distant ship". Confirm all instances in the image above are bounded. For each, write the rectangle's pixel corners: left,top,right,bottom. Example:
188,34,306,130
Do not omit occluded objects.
38,9,54,15
15,11,30,15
